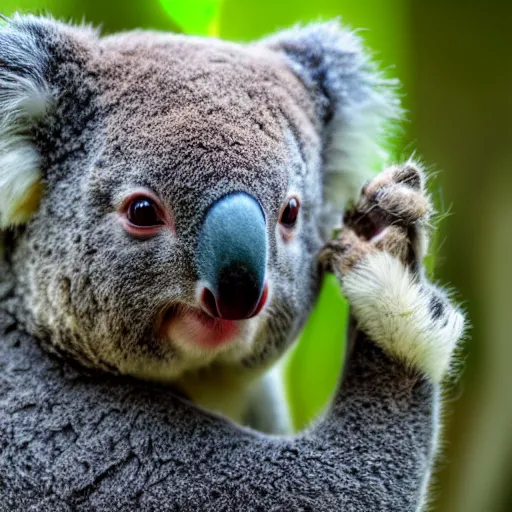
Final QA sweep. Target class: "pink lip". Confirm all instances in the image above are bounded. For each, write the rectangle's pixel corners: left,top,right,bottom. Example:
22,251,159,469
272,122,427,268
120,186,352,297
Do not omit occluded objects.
162,305,239,348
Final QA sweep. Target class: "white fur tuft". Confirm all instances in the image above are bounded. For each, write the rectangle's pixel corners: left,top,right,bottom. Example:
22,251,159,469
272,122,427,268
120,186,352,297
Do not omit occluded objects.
262,21,403,228
320,23,403,212
0,19,50,228
343,252,466,383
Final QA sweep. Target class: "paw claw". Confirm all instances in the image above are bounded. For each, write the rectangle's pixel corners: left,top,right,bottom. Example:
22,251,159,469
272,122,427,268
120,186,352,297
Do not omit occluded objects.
325,162,433,273
320,230,375,277
393,163,423,190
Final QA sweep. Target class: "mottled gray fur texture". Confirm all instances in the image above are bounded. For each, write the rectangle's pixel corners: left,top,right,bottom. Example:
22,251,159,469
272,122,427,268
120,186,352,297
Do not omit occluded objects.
0,14,465,511
0,16,397,382
0,310,435,511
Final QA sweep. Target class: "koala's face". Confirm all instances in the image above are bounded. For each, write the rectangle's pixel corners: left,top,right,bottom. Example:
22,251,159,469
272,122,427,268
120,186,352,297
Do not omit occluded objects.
0,17,398,380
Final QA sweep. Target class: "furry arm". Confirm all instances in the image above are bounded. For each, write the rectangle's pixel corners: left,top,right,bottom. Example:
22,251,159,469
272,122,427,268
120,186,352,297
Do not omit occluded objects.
0,308,435,512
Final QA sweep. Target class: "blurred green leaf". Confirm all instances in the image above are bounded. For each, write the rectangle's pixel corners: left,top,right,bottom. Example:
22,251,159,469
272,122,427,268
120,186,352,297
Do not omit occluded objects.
218,0,407,64
160,0,223,35
218,0,411,114
3,0,181,34
284,273,349,431
2,0,52,14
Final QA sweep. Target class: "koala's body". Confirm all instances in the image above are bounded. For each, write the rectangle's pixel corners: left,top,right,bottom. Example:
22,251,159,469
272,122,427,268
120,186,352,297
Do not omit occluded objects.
0,14,465,510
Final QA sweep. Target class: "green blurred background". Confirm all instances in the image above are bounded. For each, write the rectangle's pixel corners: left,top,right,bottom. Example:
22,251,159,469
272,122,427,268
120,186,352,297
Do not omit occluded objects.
4,1,511,511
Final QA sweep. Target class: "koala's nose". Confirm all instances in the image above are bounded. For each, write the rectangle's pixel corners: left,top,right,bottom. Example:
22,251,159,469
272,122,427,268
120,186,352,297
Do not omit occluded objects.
196,193,268,321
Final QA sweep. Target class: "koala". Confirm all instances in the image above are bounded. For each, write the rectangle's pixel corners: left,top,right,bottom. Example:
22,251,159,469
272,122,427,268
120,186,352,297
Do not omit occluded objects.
0,14,466,510
0,14,399,429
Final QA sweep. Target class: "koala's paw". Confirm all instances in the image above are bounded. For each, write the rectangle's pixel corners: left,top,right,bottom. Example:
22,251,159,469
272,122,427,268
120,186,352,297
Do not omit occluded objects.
321,162,466,383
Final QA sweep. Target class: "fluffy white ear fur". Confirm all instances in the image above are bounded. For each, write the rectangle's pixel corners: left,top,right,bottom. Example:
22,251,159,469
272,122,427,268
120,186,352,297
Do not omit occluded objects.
263,21,402,217
0,18,50,228
310,22,403,212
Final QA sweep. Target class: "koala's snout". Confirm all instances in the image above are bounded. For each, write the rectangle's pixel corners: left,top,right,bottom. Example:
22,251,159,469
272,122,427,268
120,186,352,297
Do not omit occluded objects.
196,193,268,321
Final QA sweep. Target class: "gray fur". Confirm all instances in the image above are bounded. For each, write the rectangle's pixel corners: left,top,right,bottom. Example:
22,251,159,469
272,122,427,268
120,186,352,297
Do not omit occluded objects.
0,309,435,511
0,15,462,510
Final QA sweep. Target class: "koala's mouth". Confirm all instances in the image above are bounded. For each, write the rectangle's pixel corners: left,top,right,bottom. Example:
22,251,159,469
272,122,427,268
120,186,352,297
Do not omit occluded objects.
159,304,240,349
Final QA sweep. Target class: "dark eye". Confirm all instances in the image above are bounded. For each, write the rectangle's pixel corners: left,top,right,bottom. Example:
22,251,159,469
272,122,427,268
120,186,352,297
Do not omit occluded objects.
279,197,300,229
127,197,163,227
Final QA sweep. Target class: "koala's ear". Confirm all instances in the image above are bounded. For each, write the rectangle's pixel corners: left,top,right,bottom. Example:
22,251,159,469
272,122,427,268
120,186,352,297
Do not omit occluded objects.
261,21,402,211
0,15,96,228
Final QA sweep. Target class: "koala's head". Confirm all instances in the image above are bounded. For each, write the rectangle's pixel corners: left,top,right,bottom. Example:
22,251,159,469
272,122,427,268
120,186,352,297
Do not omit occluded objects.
0,15,399,380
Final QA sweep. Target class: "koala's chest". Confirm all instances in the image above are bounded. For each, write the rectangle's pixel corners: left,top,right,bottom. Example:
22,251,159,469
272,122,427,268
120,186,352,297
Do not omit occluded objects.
175,366,262,424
